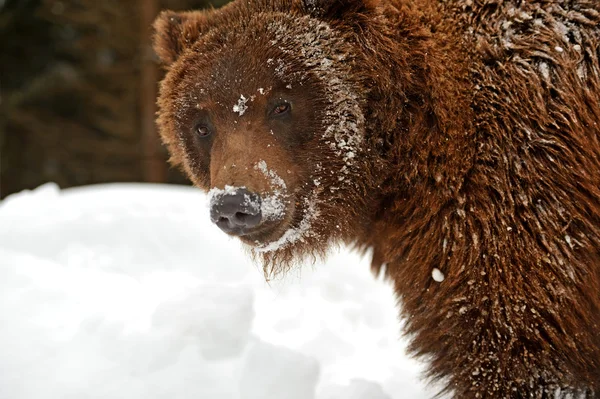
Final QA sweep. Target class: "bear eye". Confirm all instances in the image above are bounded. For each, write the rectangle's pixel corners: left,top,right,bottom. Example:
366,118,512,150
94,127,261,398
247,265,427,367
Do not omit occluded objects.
194,124,211,138
271,102,291,116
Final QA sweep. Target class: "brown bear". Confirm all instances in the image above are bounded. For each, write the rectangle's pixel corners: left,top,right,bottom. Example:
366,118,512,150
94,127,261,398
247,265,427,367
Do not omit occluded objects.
152,0,600,397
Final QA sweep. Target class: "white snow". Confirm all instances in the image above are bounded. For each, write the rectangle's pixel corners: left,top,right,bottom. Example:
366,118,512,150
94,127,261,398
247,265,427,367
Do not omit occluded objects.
208,184,243,200
233,94,249,116
432,268,445,283
0,182,442,399
565,234,573,248
256,160,286,191
539,62,550,80
253,192,319,253
255,160,287,222
259,194,286,222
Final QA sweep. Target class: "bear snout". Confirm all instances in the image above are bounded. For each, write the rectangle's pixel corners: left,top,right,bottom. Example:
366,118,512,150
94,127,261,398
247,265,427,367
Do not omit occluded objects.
210,188,262,235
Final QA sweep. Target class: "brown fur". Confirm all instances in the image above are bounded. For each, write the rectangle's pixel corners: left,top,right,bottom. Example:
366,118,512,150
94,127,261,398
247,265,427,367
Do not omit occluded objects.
153,0,600,397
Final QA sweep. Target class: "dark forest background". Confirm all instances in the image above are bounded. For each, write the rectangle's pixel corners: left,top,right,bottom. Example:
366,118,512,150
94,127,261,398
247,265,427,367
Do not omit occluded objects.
0,0,230,198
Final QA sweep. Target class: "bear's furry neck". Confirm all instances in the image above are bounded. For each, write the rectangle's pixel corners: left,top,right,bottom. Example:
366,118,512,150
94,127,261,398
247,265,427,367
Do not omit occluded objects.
345,1,476,265
349,0,600,396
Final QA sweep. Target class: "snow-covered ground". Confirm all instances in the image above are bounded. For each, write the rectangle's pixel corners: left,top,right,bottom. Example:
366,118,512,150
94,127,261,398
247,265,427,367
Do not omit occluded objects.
0,183,441,399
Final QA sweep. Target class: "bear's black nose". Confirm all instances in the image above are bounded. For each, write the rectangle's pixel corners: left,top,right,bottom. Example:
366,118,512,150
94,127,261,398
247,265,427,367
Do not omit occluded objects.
210,188,262,235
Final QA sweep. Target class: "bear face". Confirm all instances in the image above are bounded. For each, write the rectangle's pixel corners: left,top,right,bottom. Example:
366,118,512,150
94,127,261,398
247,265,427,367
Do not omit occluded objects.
154,3,379,269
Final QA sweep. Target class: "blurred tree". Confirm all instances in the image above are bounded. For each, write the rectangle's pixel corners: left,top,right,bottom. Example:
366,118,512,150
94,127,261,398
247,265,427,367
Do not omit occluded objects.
0,0,230,198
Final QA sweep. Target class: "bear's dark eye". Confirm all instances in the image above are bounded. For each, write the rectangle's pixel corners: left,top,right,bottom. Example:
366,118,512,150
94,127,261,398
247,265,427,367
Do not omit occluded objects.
195,124,211,138
271,102,291,116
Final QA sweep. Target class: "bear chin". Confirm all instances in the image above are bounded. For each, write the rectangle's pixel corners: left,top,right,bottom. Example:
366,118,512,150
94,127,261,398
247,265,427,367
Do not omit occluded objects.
242,192,314,248
244,192,331,275
237,220,289,246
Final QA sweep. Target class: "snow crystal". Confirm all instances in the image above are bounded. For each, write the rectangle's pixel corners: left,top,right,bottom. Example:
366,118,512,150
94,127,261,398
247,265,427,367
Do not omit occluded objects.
577,64,586,79
258,87,265,95
565,234,573,248
256,160,286,191
432,268,445,283
260,195,285,221
243,193,262,214
518,11,532,21
539,62,550,80
274,59,287,78
233,94,249,116
208,185,243,204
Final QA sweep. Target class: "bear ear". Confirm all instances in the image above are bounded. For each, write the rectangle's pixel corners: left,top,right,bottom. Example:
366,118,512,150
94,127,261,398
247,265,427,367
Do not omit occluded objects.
301,0,377,20
152,10,205,65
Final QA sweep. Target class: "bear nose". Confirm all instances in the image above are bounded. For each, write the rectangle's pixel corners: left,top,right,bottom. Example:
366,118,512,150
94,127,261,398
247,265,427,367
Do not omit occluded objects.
210,188,262,235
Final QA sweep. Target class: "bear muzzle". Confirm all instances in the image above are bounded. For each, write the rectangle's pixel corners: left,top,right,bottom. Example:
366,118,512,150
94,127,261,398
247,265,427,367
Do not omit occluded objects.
210,188,262,236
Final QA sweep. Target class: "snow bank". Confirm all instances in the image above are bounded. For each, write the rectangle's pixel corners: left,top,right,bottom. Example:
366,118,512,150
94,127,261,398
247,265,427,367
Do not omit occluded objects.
0,183,440,399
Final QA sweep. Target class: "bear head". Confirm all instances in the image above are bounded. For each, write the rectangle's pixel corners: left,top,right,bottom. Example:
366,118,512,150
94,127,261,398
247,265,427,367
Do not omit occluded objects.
153,0,384,274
